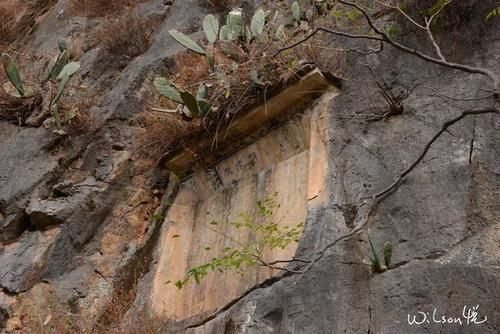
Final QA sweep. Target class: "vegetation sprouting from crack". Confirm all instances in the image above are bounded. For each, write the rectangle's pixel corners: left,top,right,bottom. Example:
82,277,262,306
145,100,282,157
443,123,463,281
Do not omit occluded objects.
170,193,304,290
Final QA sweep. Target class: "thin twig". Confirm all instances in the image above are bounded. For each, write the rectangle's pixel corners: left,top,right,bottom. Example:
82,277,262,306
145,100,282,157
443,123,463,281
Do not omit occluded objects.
365,107,500,200
275,0,499,93
274,27,383,57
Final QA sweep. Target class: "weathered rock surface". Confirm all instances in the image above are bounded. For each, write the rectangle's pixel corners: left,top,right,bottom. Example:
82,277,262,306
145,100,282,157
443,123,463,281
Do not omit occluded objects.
0,0,498,333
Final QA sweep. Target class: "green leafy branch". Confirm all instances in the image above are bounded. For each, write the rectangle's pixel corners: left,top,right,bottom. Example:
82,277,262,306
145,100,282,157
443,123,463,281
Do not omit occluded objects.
173,195,304,289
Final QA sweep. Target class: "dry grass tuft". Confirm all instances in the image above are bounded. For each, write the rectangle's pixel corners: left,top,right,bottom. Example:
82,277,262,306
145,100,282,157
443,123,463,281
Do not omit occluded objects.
98,11,152,59
68,0,145,17
206,0,237,13
132,102,202,159
170,52,210,92
0,1,21,46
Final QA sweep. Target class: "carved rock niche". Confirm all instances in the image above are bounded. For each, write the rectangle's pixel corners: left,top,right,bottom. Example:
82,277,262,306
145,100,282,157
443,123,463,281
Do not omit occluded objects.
151,69,340,320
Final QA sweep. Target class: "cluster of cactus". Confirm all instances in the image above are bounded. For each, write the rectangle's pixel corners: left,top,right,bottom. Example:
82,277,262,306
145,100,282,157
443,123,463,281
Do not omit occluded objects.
291,1,333,25
1,39,80,128
168,8,268,55
153,2,327,119
153,7,275,118
43,40,81,128
364,233,393,273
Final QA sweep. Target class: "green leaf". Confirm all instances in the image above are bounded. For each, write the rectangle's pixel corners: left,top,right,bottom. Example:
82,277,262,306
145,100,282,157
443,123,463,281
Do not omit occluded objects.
219,25,233,41
275,24,285,40
43,55,59,83
57,62,80,80
206,50,215,71
345,9,361,21
153,77,183,103
51,104,61,130
175,280,185,289
251,8,266,36
249,69,264,86
426,0,449,16
50,50,69,81
383,242,393,268
196,83,208,100
368,233,381,272
1,54,25,97
53,73,70,104
384,25,400,39
180,91,200,117
150,107,178,113
306,8,314,22
203,14,219,44
227,9,244,37
291,1,301,22
58,39,68,52
197,99,212,117
486,7,500,21
169,29,206,55
331,9,344,19
63,108,77,122
221,42,240,61
245,25,252,44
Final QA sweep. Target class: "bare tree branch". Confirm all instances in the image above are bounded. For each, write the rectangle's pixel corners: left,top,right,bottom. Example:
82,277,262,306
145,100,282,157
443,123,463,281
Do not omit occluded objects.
274,27,383,57
367,107,499,200
292,107,499,274
276,0,500,93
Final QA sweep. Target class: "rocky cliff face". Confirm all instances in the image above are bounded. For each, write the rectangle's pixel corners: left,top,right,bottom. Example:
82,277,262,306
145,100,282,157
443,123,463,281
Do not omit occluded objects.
0,0,498,333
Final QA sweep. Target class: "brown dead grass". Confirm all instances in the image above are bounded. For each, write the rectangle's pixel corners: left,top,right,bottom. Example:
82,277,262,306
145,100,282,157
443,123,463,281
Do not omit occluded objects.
68,0,146,17
0,4,17,46
0,1,21,46
132,103,202,159
170,52,210,92
0,0,60,47
207,0,237,12
98,10,152,59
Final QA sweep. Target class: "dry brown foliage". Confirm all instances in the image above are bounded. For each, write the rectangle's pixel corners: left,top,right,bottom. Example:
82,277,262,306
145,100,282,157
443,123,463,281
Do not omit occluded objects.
0,1,18,47
170,52,211,92
207,0,237,12
68,0,146,17
132,103,202,159
98,11,152,59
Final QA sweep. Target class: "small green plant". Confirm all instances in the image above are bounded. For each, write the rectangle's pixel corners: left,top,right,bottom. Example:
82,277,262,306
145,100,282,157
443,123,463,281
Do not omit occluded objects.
364,232,393,273
291,1,301,23
486,7,500,21
173,195,304,289
1,39,80,129
1,54,26,97
154,7,273,119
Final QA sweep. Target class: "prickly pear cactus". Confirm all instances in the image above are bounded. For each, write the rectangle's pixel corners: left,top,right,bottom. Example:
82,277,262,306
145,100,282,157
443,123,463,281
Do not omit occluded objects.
1,53,25,97
169,29,206,55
